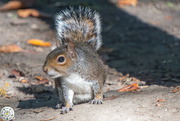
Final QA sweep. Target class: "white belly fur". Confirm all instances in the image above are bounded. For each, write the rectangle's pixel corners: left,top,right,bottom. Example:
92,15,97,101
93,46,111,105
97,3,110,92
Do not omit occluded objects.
62,73,93,104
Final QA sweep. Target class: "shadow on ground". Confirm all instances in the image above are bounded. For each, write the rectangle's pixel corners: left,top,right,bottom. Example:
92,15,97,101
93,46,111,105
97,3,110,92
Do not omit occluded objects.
35,0,180,86
16,86,58,109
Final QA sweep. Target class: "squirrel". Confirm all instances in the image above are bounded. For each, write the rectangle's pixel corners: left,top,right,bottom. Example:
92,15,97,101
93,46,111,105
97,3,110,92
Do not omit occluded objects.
43,7,106,114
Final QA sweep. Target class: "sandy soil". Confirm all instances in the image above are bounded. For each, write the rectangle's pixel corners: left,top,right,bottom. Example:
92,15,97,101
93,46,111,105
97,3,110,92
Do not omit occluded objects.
0,0,180,121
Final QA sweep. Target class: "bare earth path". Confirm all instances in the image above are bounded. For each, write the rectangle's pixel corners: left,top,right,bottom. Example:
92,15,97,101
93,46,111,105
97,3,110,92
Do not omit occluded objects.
0,0,180,121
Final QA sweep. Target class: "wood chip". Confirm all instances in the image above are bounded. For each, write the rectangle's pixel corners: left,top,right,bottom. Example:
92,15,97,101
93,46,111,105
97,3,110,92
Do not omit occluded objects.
156,103,163,107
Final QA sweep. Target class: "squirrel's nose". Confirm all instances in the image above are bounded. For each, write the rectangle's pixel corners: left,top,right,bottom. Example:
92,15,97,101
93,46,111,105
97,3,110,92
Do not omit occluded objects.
43,66,48,73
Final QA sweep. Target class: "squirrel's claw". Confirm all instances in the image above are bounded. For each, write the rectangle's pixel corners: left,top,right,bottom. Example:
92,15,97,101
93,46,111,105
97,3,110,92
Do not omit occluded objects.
56,103,62,109
61,106,73,114
90,98,103,104
55,101,65,109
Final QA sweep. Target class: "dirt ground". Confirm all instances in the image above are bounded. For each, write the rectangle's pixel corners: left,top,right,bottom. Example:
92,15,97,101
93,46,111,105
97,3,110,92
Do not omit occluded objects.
0,0,180,121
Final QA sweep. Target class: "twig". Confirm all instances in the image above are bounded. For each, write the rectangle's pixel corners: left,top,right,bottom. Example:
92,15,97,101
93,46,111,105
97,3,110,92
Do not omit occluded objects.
172,87,180,93
41,116,55,121
103,95,118,101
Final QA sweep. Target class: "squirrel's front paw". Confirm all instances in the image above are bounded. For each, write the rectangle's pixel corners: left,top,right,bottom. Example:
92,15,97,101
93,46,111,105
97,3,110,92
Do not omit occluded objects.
90,98,103,104
61,105,73,114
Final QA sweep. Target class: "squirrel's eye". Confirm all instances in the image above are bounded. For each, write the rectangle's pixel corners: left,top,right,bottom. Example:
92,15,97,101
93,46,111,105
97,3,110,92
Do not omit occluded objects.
57,56,65,63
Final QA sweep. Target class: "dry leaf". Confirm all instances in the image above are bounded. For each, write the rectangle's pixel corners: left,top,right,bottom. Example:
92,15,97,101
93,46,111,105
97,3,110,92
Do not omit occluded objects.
118,0,137,7
106,88,110,91
34,76,49,85
0,1,23,11
119,73,129,81
17,9,51,18
11,69,25,77
35,78,49,85
172,87,180,93
156,103,163,107
34,76,44,81
0,45,22,53
41,116,55,121
117,83,139,92
0,87,7,97
157,99,165,102
0,0,34,11
164,16,172,20
5,96,11,99
21,79,28,83
0,81,10,97
27,39,51,47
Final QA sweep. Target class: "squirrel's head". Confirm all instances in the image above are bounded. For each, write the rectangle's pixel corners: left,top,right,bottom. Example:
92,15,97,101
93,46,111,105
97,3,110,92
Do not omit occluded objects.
43,42,76,78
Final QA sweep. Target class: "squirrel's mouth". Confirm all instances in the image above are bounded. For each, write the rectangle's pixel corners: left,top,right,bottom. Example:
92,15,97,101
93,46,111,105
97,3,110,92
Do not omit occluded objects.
47,70,63,78
49,74,62,78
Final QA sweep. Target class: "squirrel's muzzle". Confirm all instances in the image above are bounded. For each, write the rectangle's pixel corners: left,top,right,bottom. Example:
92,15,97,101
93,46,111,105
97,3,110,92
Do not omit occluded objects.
43,66,48,73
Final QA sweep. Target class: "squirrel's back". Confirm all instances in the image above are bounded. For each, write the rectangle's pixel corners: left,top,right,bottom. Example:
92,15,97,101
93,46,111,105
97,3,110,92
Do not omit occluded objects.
55,7,102,50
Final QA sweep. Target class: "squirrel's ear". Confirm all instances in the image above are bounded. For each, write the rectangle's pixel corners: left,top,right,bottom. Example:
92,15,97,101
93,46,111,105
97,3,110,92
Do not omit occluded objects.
67,41,76,59
56,39,61,47
87,38,97,49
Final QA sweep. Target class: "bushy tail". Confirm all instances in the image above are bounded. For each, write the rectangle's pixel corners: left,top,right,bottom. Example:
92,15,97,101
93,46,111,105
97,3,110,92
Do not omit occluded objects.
55,7,102,50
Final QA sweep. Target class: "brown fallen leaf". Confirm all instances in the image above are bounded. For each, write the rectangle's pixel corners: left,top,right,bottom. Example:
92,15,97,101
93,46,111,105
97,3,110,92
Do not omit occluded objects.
164,16,172,20
11,69,25,77
172,87,180,93
106,88,110,91
157,99,165,102
21,79,28,83
34,76,44,81
35,78,49,85
0,0,34,11
17,9,51,18
5,96,11,99
0,1,24,11
118,0,137,7
27,39,51,47
117,83,139,92
103,95,118,101
0,45,23,53
0,81,10,97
